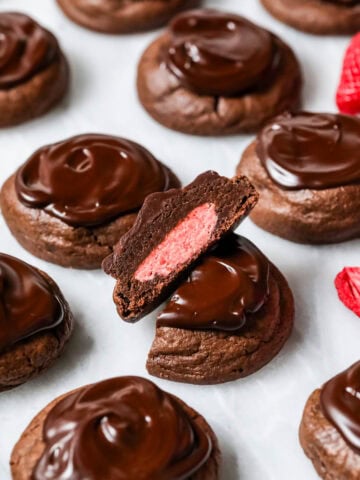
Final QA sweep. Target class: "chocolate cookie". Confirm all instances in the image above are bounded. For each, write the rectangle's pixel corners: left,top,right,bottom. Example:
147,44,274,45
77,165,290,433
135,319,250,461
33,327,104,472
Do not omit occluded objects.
237,112,360,244
137,9,302,136
103,171,258,321
0,254,73,391
56,0,199,33
0,13,69,127
11,376,220,480
0,134,180,269
300,362,360,479
261,0,360,35
147,234,294,384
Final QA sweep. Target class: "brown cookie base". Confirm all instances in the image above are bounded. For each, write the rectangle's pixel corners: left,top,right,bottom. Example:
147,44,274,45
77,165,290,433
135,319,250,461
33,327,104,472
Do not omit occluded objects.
237,142,360,244
261,0,360,35
147,263,294,384
10,387,220,480
0,270,73,392
56,0,199,34
0,54,69,128
0,171,178,269
137,32,302,136
299,389,360,479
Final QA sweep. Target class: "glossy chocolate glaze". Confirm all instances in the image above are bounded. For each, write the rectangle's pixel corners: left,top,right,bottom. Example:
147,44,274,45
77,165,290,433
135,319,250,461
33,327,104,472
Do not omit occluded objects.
165,9,279,96
157,234,270,331
0,254,64,352
256,111,360,190
16,134,177,228
320,361,360,453
0,12,59,89
34,376,212,480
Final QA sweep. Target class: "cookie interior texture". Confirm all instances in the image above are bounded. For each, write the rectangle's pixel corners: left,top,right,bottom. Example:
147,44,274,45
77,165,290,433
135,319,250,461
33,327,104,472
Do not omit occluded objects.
56,0,199,33
261,0,360,35
10,377,220,480
103,171,258,321
137,10,302,135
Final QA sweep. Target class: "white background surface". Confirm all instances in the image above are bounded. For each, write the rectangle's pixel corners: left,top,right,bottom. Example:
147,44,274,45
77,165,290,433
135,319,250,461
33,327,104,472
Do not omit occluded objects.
0,1,359,478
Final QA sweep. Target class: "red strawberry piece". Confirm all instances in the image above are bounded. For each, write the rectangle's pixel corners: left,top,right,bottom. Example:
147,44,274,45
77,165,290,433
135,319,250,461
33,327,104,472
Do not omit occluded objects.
335,267,360,317
336,33,360,115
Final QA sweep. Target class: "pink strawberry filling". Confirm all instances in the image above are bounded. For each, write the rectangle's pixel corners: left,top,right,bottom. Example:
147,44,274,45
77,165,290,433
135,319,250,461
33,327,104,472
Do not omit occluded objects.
135,203,217,282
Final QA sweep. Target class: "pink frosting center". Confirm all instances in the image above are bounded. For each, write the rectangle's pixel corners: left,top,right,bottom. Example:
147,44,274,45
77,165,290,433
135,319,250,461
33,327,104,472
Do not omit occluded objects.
135,203,218,282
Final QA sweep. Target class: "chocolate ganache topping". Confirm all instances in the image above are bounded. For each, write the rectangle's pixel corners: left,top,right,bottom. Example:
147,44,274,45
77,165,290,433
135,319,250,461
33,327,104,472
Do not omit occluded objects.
0,13,59,89
256,112,360,190
16,134,177,228
157,234,270,332
320,361,360,453
0,254,64,353
165,9,279,97
34,376,212,480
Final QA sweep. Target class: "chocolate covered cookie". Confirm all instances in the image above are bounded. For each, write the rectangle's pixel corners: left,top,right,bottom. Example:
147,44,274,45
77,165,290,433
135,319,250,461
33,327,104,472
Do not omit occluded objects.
0,134,180,269
0,254,73,391
237,112,360,244
11,376,220,480
0,13,69,127
300,362,360,479
261,0,360,35
137,9,302,136
56,0,199,33
147,234,294,384
103,171,258,321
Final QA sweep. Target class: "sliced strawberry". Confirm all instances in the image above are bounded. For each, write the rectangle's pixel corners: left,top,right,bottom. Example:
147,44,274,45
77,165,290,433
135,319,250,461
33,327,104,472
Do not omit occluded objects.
336,33,360,115
335,267,360,317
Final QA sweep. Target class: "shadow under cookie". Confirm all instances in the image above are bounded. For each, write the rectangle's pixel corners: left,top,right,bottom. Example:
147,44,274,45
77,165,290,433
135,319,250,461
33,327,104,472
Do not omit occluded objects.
261,0,360,35
137,9,302,136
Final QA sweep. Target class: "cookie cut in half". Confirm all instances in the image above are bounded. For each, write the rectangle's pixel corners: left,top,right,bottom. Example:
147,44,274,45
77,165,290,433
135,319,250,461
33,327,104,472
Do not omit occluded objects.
147,234,294,384
103,171,258,321
11,376,220,480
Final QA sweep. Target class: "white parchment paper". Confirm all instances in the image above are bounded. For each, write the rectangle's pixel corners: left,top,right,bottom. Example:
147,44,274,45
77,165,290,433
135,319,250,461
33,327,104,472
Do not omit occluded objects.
0,1,359,478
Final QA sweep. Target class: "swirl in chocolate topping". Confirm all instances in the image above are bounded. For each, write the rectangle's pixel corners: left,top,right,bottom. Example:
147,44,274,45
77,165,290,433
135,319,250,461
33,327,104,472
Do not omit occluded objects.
34,376,212,480
16,134,177,228
157,234,270,332
0,254,64,353
320,362,360,453
256,112,360,190
165,9,279,97
0,13,59,89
